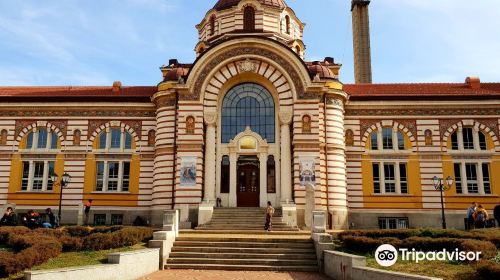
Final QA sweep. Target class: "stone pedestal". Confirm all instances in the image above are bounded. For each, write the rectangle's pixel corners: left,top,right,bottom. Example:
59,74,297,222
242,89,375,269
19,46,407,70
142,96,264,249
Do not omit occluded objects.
281,203,297,227
312,210,327,233
162,210,179,236
197,202,214,226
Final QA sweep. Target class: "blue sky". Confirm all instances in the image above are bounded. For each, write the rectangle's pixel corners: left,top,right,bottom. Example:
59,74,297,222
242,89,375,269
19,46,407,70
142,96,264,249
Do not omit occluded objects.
0,0,498,86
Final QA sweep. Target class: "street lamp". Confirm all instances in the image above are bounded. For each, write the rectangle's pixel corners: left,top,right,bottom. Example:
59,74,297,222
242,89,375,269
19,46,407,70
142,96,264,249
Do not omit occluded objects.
433,175,454,229
49,172,72,225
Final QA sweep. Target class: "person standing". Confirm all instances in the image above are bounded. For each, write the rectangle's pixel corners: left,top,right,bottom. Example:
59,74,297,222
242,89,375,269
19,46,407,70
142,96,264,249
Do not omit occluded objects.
473,204,489,229
493,204,500,228
84,199,93,225
264,201,274,231
0,207,17,226
466,202,477,230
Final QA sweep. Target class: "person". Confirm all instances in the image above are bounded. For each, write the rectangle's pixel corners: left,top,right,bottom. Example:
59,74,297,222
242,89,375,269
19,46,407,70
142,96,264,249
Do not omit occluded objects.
84,199,93,225
264,201,274,231
0,207,17,226
466,202,477,230
41,208,57,228
494,204,500,228
473,204,489,229
23,210,41,229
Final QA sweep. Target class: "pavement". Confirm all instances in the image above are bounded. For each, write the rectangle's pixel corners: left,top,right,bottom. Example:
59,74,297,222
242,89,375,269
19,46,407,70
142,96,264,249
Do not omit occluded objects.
139,270,332,280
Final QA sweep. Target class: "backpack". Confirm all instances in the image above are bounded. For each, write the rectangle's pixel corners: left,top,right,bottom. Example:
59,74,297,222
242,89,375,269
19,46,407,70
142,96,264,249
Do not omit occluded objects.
476,212,485,222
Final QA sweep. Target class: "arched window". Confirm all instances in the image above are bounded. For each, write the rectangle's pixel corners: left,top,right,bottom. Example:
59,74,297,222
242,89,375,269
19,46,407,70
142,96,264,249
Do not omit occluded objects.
450,127,487,151
186,116,195,135
73,129,81,146
369,128,405,151
285,15,291,34
25,128,58,150
345,129,354,146
302,115,311,133
243,6,255,31
210,15,216,36
96,127,133,151
221,83,275,143
424,129,433,146
221,155,230,194
148,130,156,147
0,129,7,145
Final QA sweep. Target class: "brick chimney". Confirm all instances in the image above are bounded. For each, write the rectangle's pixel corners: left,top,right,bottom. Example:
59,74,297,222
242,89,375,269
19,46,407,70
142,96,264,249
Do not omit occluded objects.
112,81,122,92
351,0,372,84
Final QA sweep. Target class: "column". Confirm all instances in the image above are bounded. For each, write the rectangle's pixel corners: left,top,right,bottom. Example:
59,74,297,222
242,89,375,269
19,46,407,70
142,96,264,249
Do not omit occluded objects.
229,153,237,207
259,153,268,207
203,111,217,203
279,108,293,204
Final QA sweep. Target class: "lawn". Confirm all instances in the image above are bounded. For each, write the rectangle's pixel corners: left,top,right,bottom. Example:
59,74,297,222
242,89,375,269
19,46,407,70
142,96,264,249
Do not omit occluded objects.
0,242,148,280
366,256,476,280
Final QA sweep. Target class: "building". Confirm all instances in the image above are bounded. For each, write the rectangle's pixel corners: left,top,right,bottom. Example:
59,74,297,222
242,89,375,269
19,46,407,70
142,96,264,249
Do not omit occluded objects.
0,0,498,229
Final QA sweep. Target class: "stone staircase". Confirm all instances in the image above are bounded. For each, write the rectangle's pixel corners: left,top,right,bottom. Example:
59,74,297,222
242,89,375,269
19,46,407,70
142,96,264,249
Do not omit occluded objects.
165,232,318,271
196,207,299,231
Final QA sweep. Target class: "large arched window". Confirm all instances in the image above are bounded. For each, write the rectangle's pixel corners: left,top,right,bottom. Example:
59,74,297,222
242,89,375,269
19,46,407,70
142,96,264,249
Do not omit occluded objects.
243,6,255,31
221,83,275,143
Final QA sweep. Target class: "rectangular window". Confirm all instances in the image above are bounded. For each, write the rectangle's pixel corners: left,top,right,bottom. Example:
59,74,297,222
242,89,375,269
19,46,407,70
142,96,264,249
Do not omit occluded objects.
21,162,30,191
478,132,487,150
372,163,380,193
221,156,230,194
454,163,462,194
124,133,132,149
26,133,33,149
107,162,119,191
451,132,459,150
465,163,478,193
482,163,491,194
378,217,409,230
122,162,130,192
50,132,58,149
111,214,123,225
382,128,393,149
397,132,405,150
94,214,106,226
37,129,48,149
267,156,276,193
47,162,55,191
110,129,121,149
371,132,378,150
384,164,396,193
463,128,474,150
99,133,107,149
32,161,44,191
399,163,408,194
96,162,105,191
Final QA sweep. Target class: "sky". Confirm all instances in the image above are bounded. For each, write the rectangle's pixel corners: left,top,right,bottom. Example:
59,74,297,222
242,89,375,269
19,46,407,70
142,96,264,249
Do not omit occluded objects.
0,0,499,86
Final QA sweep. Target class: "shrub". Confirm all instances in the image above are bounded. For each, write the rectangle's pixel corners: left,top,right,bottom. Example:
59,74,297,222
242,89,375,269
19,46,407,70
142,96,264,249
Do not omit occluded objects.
0,227,30,244
59,236,83,252
460,239,497,259
92,225,123,234
475,261,500,280
64,226,92,237
342,236,382,254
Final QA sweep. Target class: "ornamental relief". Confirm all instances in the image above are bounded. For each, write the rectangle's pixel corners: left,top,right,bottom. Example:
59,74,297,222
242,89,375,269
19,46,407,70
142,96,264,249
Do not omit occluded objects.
186,46,309,101
345,108,500,117
88,120,142,139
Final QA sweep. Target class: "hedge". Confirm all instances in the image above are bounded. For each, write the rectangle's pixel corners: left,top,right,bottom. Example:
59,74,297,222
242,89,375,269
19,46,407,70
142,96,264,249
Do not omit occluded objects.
475,261,500,280
0,226,154,277
341,235,497,260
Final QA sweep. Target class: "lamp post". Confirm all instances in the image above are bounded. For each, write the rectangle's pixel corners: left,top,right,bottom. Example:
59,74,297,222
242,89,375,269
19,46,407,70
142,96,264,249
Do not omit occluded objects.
50,172,72,225
432,176,454,229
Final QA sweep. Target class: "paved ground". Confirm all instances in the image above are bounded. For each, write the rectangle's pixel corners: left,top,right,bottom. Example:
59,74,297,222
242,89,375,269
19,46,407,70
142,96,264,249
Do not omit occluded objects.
140,270,332,280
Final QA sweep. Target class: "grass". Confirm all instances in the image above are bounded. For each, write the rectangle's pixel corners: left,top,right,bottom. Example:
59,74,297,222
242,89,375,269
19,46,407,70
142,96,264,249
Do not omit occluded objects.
0,245,11,252
0,242,147,280
366,256,476,280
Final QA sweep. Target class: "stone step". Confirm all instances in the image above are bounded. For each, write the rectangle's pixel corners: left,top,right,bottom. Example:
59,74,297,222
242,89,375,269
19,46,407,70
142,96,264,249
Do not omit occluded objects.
169,252,317,260
173,241,314,249
179,229,309,235
164,263,319,272
167,257,318,266
171,246,315,254
196,227,299,231
205,222,289,226
176,236,312,243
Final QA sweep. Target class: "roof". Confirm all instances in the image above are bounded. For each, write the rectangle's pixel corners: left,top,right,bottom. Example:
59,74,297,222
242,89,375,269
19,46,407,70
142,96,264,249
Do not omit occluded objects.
213,0,286,11
344,82,500,100
0,86,157,102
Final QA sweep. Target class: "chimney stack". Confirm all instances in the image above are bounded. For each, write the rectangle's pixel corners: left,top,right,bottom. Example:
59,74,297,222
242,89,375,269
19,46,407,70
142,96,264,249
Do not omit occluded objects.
351,0,372,84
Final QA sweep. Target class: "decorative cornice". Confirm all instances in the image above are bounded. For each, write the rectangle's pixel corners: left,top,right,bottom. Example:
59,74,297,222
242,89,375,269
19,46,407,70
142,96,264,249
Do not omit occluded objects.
1,109,155,118
345,107,500,117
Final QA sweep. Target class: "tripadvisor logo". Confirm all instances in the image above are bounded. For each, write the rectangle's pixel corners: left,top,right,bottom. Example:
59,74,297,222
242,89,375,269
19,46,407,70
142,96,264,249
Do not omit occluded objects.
375,244,482,267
